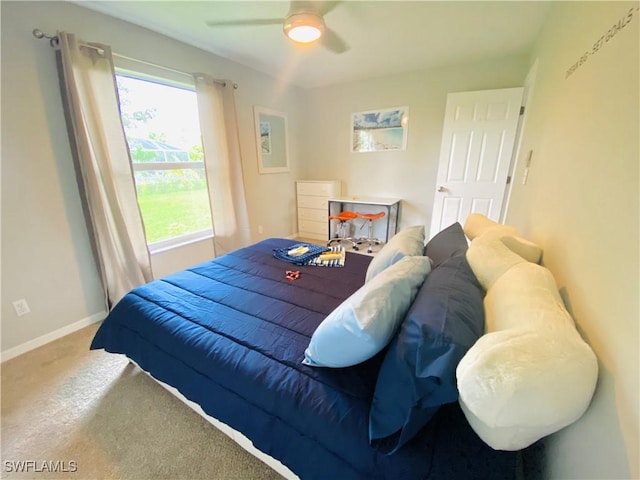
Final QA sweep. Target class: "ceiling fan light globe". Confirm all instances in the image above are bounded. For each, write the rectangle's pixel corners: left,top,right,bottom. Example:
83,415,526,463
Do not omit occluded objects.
284,13,324,44
287,25,322,43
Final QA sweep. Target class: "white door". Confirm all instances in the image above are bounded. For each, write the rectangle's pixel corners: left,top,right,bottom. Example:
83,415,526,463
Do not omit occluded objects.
429,87,524,238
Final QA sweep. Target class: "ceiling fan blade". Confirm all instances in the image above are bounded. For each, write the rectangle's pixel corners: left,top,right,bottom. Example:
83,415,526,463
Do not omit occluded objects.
318,1,342,16
206,18,282,27
322,27,349,54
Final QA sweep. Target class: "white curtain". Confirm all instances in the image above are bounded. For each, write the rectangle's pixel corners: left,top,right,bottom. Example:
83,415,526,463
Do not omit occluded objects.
194,75,252,256
56,32,152,308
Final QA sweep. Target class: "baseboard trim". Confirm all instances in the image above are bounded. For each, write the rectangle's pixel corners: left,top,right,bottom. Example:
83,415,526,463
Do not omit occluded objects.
1,311,107,363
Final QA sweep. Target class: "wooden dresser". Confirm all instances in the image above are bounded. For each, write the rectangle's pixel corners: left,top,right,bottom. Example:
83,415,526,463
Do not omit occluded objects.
296,180,340,241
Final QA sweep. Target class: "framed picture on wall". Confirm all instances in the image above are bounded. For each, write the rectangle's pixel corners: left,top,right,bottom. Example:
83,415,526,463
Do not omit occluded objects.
351,106,409,152
254,106,289,174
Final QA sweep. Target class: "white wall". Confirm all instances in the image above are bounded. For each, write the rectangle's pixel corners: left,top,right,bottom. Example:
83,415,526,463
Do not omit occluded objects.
1,1,303,354
299,55,530,230
507,2,639,478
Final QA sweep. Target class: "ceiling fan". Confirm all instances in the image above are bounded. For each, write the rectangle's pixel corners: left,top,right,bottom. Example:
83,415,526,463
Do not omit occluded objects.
206,1,349,54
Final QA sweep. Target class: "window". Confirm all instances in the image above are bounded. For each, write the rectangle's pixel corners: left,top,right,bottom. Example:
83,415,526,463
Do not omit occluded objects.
115,74,212,252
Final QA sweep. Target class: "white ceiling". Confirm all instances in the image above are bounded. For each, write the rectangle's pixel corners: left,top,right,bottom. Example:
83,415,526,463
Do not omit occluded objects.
76,1,552,89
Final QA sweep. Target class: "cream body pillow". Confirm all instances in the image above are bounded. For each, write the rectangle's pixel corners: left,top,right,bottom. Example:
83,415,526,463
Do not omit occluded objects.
457,261,598,451
464,213,542,264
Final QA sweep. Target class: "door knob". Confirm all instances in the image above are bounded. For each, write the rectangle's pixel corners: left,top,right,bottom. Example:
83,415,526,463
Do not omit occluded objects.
437,186,447,193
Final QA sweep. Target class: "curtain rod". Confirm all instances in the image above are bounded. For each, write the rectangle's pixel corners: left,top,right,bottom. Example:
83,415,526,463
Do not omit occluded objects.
32,29,237,89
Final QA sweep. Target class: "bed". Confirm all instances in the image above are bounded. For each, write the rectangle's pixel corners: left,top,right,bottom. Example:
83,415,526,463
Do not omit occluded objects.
90,236,517,479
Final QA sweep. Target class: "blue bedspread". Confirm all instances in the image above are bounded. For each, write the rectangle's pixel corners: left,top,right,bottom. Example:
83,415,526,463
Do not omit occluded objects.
91,238,515,479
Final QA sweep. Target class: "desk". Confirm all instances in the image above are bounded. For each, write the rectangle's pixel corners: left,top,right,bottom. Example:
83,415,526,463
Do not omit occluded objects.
328,196,401,243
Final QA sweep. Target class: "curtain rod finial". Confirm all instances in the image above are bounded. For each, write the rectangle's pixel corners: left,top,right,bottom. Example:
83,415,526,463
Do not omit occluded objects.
33,28,58,47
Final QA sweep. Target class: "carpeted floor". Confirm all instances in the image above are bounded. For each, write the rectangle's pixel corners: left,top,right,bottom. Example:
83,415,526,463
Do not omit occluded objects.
1,323,285,479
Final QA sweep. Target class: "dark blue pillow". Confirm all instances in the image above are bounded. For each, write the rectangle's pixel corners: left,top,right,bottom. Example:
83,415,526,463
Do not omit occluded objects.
423,222,468,267
369,253,485,454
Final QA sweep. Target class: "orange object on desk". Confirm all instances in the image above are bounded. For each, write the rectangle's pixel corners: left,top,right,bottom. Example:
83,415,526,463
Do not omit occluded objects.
356,212,385,222
329,211,359,222
355,211,386,253
328,211,358,249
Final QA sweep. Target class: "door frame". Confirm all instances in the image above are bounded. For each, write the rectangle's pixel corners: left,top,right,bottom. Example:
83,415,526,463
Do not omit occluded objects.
500,59,539,222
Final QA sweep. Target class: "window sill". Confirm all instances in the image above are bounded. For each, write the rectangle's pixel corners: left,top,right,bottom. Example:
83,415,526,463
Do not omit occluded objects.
149,230,213,255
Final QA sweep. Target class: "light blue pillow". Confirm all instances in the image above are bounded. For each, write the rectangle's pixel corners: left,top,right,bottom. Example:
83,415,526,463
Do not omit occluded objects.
365,225,425,282
303,256,432,368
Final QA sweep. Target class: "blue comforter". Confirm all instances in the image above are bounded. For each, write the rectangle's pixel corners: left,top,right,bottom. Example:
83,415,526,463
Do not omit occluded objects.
91,238,515,479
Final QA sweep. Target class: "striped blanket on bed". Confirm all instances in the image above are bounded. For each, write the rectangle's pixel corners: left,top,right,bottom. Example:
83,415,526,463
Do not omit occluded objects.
273,244,345,267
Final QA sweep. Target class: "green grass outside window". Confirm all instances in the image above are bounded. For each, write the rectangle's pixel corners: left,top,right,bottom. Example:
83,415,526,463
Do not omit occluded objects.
137,186,212,243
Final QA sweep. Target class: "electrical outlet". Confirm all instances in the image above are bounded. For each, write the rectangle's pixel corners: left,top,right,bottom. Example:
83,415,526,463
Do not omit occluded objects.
12,299,31,316
258,225,264,234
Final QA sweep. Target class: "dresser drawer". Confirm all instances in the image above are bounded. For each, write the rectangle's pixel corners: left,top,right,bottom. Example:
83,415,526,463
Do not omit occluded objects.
297,195,328,210
297,181,338,197
298,207,327,223
296,180,339,241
